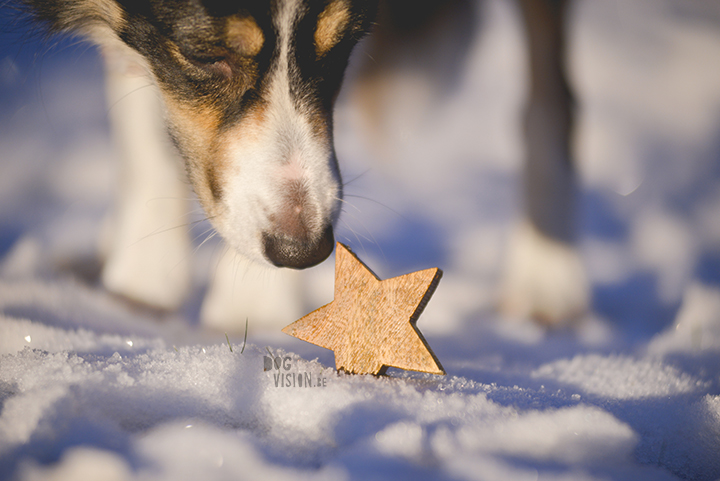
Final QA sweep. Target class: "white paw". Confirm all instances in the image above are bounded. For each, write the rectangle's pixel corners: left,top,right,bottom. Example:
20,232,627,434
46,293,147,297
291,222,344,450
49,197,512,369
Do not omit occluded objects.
500,221,589,325
101,207,191,311
200,251,306,333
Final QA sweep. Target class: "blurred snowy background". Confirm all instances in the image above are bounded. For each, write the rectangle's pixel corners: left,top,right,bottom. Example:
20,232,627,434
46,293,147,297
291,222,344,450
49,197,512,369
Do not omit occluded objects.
1,0,720,480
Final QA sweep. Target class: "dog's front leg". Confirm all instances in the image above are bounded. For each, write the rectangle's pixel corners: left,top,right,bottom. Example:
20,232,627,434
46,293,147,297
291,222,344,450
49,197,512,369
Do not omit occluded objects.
99,46,191,311
500,0,589,324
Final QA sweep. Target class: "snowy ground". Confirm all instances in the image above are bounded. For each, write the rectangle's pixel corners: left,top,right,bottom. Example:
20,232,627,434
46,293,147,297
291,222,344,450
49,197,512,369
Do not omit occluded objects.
2,0,720,480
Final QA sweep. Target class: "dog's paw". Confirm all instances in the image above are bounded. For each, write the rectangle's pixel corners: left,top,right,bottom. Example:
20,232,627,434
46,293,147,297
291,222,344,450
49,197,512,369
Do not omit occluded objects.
101,222,191,311
500,221,589,326
200,252,304,333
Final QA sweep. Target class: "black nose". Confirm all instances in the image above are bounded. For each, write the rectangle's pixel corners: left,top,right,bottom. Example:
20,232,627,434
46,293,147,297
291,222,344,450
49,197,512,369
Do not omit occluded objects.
262,224,334,269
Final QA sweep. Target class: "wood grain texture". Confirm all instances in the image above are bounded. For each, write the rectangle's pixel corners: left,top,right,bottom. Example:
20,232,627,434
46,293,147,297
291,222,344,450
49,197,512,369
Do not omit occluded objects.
282,243,445,376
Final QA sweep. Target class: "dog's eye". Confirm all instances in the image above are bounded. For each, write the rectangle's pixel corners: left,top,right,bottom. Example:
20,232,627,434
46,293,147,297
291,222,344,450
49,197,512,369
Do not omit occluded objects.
186,54,233,78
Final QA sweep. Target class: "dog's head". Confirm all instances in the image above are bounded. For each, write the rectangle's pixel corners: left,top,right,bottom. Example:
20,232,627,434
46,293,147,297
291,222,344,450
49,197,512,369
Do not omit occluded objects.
28,0,377,268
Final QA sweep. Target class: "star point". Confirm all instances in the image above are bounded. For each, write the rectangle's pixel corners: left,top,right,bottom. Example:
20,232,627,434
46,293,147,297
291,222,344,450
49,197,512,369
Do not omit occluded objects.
282,243,445,376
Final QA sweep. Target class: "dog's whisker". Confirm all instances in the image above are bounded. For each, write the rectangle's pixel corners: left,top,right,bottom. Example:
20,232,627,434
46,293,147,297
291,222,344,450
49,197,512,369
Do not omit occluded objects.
363,52,379,66
141,202,212,226
144,203,211,224
341,169,371,187
337,208,385,262
343,194,407,220
168,229,217,275
190,225,217,246
194,231,217,253
127,214,217,248
338,217,367,256
334,195,363,215
337,202,387,264
106,82,156,114
338,216,388,265
343,215,381,253
144,197,205,204
126,216,210,277
338,216,374,245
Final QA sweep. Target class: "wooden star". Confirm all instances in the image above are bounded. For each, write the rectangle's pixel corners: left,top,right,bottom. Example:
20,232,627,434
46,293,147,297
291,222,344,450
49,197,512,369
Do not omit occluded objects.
282,243,445,376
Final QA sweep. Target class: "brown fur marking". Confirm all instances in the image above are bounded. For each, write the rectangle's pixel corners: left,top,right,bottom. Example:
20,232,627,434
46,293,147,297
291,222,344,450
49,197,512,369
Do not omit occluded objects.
315,0,350,58
226,16,264,57
162,94,225,209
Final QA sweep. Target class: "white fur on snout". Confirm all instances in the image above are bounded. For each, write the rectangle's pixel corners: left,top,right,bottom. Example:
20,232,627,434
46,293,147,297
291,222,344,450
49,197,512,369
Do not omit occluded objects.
212,0,340,266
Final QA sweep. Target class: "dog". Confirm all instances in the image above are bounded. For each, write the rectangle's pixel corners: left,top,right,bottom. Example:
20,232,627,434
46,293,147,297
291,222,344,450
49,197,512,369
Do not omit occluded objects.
348,0,588,325
17,0,588,327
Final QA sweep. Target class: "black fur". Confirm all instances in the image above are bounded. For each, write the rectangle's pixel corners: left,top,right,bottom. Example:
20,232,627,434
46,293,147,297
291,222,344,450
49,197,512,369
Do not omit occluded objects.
18,0,378,130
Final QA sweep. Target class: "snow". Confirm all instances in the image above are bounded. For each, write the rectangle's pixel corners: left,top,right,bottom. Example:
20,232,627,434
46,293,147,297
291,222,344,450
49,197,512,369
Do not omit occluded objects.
2,0,720,480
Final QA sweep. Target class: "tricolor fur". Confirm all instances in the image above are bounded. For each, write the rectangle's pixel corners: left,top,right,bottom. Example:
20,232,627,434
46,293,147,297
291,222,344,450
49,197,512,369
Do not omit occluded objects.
23,0,378,268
